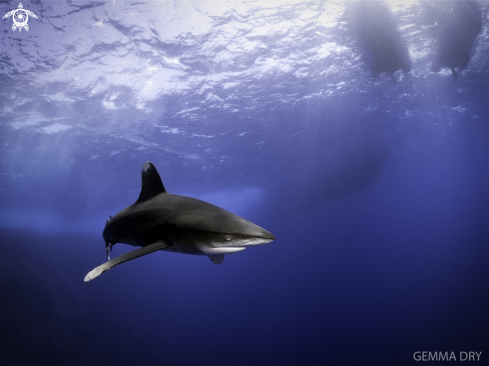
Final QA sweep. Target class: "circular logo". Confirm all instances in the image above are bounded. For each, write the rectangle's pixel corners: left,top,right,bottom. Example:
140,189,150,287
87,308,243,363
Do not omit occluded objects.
13,9,28,29
3,3,38,32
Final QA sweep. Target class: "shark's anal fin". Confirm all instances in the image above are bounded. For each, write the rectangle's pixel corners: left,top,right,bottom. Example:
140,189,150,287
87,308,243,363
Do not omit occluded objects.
84,240,169,282
209,254,225,264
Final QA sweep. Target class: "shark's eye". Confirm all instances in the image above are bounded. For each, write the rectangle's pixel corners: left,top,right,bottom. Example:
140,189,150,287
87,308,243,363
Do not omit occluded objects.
224,235,232,241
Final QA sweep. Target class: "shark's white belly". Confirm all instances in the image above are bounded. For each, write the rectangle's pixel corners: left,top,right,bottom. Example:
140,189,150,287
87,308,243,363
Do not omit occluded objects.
163,241,246,256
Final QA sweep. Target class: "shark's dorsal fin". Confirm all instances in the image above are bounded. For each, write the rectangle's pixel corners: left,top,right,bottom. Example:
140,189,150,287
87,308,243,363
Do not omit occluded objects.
136,161,166,204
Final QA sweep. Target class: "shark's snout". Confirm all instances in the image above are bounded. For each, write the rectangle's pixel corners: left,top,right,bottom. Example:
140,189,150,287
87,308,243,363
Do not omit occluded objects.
262,229,275,241
217,227,275,249
255,227,275,242
243,229,275,247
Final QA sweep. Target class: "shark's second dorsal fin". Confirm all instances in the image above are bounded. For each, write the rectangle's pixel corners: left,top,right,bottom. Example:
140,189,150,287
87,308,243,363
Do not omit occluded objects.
136,161,166,204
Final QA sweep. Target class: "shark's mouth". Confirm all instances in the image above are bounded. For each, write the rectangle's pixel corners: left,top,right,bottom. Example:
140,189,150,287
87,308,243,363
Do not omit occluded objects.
203,247,247,255
200,237,274,256
222,237,274,248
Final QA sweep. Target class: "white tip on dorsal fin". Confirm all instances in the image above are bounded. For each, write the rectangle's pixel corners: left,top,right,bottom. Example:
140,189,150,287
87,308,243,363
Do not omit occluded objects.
136,161,166,204
209,254,225,264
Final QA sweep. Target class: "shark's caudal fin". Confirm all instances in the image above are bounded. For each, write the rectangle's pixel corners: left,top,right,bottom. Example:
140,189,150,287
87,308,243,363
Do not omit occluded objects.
84,240,169,282
136,161,166,204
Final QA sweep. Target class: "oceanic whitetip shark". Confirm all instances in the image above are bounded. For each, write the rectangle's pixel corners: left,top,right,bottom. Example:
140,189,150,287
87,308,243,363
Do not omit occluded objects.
84,162,275,281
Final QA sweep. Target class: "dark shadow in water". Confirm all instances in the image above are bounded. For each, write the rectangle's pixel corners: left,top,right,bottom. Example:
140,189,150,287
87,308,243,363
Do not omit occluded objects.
263,136,390,213
344,0,412,82
426,1,483,78
301,145,389,206
0,229,106,365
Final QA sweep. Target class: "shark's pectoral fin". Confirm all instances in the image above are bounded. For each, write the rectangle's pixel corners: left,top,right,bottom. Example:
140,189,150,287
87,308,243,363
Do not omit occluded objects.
84,240,169,282
209,255,225,264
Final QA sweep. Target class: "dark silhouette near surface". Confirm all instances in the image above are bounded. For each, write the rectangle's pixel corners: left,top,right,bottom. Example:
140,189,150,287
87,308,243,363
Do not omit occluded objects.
429,1,482,78
345,0,412,82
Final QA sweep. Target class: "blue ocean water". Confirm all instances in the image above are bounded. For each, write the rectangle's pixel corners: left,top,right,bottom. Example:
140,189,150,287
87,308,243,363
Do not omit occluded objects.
1,0,489,365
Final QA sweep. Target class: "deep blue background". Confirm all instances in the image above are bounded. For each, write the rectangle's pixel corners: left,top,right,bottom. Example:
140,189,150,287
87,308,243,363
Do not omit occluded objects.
1,0,489,365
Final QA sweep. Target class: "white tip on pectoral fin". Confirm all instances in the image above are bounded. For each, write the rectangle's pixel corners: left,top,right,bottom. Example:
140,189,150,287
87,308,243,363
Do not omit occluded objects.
209,254,225,264
84,240,169,282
